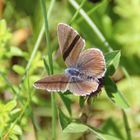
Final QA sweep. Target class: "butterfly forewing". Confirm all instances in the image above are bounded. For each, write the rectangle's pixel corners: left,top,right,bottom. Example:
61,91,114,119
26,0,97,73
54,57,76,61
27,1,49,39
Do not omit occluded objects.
57,23,85,67
77,48,106,78
34,74,70,92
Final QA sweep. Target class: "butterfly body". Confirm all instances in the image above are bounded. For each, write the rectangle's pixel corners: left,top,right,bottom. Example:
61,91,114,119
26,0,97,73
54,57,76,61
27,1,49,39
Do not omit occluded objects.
34,23,106,96
65,67,85,79
65,67,99,82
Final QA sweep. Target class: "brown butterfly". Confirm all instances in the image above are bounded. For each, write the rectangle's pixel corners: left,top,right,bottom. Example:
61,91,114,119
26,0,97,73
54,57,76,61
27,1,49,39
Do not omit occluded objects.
34,23,106,96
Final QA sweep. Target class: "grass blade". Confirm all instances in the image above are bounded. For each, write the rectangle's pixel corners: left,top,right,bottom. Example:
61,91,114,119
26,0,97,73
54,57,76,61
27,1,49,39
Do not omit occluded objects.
70,0,86,25
69,0,112,52
122,109,132,140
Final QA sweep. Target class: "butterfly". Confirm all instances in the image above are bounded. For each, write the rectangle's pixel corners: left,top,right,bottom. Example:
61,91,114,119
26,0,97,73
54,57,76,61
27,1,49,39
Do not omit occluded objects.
34,23,106,96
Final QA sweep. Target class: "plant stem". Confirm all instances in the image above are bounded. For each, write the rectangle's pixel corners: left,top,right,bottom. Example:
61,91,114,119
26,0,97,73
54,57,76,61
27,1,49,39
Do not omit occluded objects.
51,93,56,140
40,0,53,74
69,0,113,52
40,0,56,140
122,109,132,140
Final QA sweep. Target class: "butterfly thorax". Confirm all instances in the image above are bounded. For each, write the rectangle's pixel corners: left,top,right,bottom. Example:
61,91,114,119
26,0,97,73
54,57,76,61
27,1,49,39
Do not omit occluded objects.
65,67,82,78
65,67,92,80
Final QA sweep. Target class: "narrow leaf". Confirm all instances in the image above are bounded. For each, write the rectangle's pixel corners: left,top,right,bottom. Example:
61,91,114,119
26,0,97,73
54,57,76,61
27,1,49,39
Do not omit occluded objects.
63,122,88,133
79,96,87,108
12,65,25,75
12,124,22,135
43,56,50,75
59,94,72,115
101,118,125,139
5,100,17,111
104,77,129,109
105,50,121,69
59,109,71,130
122,109,132,140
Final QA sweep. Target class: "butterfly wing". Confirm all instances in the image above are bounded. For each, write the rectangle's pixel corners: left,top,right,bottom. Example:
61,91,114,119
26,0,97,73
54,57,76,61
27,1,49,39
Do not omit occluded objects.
57,23,85,67
68,78,99,96
34,74,70,92
77,48,106,78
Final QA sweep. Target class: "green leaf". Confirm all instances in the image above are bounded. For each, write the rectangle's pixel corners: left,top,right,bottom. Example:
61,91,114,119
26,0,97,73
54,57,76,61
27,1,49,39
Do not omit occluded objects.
59,94,72,115
43,56,50,75
12,124,22,135
105,51,121,69
104,77,129,109
0,19,7,33
0,19,11,45
63,122,88,133
59,109,71,130
6,47,24,57
5,100,17,112
10,134,18,140
10,108,21,115
79,96,87,108
12,65,25,75
0,71,18,95
101,118,125,139
106,65,116,76
63,122,121,140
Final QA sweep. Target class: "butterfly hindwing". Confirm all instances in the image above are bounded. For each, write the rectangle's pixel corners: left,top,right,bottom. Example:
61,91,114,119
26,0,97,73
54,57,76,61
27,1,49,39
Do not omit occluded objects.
77,48,106,78
68,78,99,96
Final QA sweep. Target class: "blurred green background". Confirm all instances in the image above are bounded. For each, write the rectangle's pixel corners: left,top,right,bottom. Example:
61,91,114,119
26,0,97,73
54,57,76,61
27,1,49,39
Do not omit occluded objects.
0,0,140,140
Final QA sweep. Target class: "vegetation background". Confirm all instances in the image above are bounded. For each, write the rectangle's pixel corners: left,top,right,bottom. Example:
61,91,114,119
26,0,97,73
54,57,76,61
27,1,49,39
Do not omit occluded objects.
0,0,140,140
